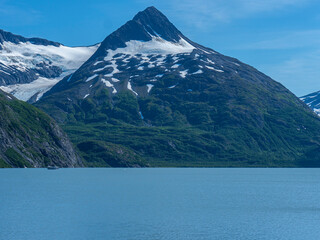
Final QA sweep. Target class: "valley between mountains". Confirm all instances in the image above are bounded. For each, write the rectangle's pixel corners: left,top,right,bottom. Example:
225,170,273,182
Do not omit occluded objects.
1,7,319,167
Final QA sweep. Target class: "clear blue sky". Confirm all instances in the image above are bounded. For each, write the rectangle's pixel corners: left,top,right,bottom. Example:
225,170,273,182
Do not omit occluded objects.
1,0,320,96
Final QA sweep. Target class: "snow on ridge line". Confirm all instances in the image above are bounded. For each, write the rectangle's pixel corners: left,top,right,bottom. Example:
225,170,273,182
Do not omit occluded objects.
104,37,195,61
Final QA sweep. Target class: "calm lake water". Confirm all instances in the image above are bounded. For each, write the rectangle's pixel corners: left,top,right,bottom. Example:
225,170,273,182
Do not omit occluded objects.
1,168,320,240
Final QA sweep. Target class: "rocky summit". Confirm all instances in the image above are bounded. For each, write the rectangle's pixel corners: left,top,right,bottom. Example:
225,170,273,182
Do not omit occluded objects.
36,7,320,167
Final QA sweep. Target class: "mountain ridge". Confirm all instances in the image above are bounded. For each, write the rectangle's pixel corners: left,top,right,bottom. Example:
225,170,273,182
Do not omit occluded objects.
0,29,61,48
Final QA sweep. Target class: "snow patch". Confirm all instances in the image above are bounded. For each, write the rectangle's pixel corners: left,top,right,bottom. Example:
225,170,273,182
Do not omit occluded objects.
111,78,120,82
93,61,103,66
101,78,117,93
168,84,177,89
103,37,195,60
180,70,188,78
104,60,120,77
93,65,110,72
205,65,224,72
200,49,211,54
206,59,215,65
146,84,154,93
86,74,98,82
191,70,203,75
172,56,179,62
101,79,113,87
127,81,138,95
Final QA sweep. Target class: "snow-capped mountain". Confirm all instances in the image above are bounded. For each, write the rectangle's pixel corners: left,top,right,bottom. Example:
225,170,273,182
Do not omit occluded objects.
36,6,320,167
0,29,98,102
301,90,320,116
44,6,258,101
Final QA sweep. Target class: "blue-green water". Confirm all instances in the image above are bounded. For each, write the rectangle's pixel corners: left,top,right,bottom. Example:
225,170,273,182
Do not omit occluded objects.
1,168,320,240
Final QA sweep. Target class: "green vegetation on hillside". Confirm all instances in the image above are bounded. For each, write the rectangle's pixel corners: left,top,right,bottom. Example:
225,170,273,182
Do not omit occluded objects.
37,83,320,167
0,91,81,168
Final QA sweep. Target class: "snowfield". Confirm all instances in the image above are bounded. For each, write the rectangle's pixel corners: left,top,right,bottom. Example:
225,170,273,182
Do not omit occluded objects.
0,41,98,101
103,37,195,61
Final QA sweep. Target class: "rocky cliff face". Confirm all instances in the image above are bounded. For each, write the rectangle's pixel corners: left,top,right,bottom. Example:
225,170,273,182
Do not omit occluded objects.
0,90,83,168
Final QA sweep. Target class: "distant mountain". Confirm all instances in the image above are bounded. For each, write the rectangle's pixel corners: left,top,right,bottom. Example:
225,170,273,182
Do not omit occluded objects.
301,90,320,116
0,90,82,168
0,29,98,102
36,7,320,167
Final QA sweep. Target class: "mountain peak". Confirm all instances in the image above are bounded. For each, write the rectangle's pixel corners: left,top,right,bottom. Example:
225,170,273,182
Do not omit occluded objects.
132,6,182,42
135,6,161,16
133,6,168,24
91,6,187,56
